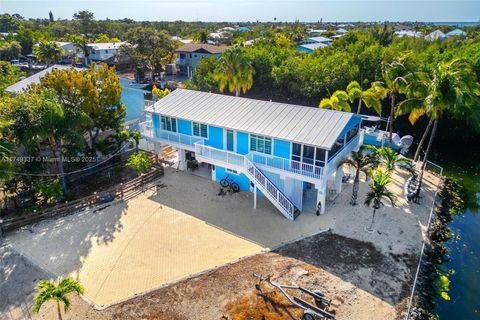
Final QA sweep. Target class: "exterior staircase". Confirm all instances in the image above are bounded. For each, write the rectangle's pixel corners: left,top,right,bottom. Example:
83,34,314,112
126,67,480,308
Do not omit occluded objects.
195,142,299,220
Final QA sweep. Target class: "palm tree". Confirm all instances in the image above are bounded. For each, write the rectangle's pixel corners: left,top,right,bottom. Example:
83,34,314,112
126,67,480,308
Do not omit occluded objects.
319,90,351,112
397,59,480,199
346,81,385,115
364,168,396,232
32,277,84,320
376,146,412,172
338,147,378,205
34,41,64,67
374,57,408,143
214,48,254,97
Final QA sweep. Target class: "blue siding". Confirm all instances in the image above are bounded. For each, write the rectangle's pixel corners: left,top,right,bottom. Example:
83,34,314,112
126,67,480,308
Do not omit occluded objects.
177,119,192,136
152,114,161,137
206,125,224,149
273,139,291,159
215,166,251,191
237,131,249,155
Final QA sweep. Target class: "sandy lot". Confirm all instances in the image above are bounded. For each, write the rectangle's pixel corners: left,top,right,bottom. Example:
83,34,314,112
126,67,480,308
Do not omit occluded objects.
1,165,439,319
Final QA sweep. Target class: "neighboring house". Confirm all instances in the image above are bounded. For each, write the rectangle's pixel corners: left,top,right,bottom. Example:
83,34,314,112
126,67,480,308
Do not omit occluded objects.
87,41,126,63
393,30,423,38
56,42,82,63
336,28,348,34
446,28,467,38
140,89,363,220
307,29,327,36
303,36,333,45
425,30,446,41
175,43,228,78
238,26,251,32
172,36,193,44
296,42,328,54
4,65,83,95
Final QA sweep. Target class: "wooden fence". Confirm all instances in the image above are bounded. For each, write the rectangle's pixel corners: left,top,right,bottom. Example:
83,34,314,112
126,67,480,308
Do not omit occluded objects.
1,165,164,234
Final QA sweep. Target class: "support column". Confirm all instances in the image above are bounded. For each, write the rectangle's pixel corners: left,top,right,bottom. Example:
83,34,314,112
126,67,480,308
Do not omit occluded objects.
178,148,186,171
316,188,326,215
154,143,163,158
334,165,344,194
253,185,257,209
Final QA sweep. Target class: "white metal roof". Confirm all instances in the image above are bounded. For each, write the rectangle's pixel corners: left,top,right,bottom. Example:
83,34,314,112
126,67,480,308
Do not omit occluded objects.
147,89,357,150
4,65,83,94
87,42,126,50
298,43,329,51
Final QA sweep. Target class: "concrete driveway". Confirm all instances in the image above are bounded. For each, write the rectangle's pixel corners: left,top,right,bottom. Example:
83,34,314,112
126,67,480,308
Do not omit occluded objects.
3,168,334,307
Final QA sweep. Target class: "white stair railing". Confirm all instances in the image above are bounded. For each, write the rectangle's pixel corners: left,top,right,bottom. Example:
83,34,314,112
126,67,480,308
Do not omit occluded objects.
243,156,296,220
194,142,296,220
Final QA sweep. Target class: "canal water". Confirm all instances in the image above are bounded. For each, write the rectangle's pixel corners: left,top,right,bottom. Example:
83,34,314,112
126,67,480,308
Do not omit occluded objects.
435,166,480,319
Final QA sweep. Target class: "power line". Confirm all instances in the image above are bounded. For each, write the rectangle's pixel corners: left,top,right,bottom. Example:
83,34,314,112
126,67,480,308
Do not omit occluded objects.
0,143,132,177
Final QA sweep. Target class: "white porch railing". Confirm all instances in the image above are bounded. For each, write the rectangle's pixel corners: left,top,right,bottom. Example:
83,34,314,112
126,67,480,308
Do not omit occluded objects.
139,121,204,149
247,152,324,180
195,141,245,168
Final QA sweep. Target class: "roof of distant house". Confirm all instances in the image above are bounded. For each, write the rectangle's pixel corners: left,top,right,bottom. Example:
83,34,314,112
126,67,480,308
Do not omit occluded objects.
306,36,333,43
238,26,251,31
297,43,328,52
425,30,446,41
147,89,359,150
175,43,228,54
87,42,126,50
4,65,83,94
446,28,467,37
171,36,194,44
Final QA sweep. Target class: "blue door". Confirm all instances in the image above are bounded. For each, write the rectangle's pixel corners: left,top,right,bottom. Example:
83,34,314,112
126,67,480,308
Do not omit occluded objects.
226,129,234,152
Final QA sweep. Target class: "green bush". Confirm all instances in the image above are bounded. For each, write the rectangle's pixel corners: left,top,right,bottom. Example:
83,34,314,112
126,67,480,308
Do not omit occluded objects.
126,151,151,174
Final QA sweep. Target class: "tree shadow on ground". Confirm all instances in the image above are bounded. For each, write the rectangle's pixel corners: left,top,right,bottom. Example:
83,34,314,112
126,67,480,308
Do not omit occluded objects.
274,231,418,305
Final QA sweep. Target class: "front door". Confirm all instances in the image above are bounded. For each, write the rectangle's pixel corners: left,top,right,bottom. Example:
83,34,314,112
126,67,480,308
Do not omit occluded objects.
226,129,234,152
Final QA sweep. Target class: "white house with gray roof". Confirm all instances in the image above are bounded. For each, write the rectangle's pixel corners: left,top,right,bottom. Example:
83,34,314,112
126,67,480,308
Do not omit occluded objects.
140,89,363,220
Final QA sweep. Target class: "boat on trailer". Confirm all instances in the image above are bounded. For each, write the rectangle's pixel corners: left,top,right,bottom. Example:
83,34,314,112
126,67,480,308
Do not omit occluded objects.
360,115,413,154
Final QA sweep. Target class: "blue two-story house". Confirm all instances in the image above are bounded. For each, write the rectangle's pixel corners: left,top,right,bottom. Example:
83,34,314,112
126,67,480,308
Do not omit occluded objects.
140,89,363,221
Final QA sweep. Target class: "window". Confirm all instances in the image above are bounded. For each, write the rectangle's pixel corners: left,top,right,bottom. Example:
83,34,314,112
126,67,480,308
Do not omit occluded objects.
226,168,238,174
161,116,177,132
346,125,359,143
105,50,108,53
292,143,301,162
302,145,315,165
250,134,272,155
193,122,208,138
330,136,345,156
315,148,326,167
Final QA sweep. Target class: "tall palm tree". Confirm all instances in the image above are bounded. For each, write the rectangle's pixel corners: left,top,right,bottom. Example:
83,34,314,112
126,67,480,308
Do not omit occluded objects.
214,48,254,97
397,59,480,199
338,147,378,205
346,81,385,115
34,41,64,67
364,168,396,232
375,57,408,143
319,90,351,112
32,277,84,320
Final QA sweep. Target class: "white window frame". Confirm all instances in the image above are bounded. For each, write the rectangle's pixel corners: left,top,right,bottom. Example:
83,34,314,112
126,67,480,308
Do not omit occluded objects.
161,115,177,133
192,122,208,138
249,134,272,155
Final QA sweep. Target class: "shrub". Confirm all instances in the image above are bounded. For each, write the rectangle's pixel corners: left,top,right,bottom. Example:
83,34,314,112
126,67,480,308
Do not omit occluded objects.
126,151,151,174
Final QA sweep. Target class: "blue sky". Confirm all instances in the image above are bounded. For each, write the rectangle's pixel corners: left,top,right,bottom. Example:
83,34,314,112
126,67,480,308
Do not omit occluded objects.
2,0,480,22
